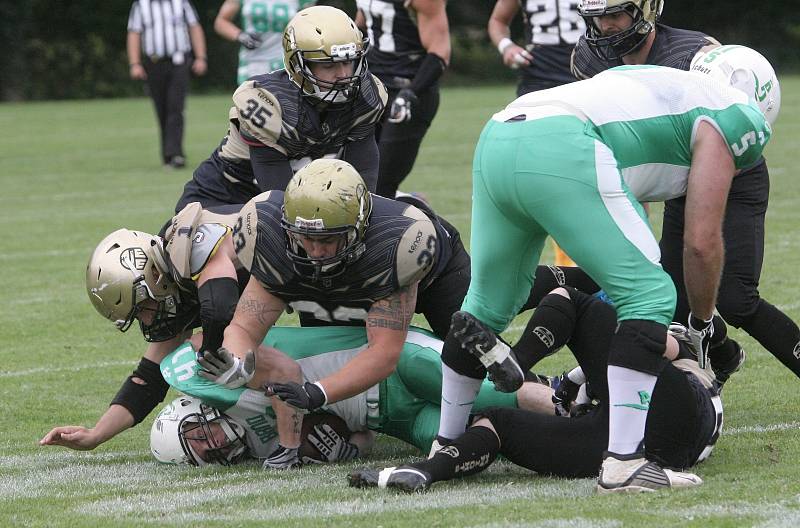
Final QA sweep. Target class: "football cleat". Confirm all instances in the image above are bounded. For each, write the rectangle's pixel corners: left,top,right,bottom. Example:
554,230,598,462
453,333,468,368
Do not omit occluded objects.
710,339,746,387
597,452,702,494
450,311,524,393
348,466,432,493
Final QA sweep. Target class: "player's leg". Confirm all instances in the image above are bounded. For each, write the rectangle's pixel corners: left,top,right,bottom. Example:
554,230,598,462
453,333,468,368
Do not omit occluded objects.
375,87,439,198
143,60,170,163
163,61,190,164
715,161,800,378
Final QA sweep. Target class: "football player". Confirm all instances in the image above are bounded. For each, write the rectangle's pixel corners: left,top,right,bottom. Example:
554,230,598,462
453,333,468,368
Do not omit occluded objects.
175,5,388,213
572,1,797,385
355,0,450,198
350,288,722,493
432,64,771,493
38,203,304,455
198,158,598,467
150,325,555,466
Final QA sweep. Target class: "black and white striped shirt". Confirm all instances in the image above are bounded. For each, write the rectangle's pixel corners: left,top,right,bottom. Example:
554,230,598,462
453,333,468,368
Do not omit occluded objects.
127,0,200,63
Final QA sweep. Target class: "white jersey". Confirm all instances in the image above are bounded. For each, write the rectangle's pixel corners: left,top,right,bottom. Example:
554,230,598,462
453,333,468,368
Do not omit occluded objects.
494,66,771,202
236,0,316,84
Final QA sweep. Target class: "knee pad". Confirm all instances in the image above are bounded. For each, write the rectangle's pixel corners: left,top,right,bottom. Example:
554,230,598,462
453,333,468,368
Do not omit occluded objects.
607,320,669,376
441,329,485,379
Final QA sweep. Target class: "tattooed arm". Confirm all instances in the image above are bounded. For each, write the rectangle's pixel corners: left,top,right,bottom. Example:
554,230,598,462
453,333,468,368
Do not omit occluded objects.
222,276,286,361
314,283,418,404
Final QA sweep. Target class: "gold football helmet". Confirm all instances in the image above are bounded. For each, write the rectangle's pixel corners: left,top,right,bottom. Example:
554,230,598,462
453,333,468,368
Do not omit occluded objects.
282,6,368,103
86,229,188,341
281,159,372,279
578,0,663,60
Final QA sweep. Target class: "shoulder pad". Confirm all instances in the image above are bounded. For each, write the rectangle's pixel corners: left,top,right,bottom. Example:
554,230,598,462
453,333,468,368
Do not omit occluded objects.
233,191,273,272
400,202,429,222
189,223,231,279
164,202,203,279
370,73,389,108
395,218,438,287
232,81,284,151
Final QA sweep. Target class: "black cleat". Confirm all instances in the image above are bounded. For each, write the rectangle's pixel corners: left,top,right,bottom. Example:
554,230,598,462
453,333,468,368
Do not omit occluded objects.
450,311,524,393
348,466,432,493
710,339,745,386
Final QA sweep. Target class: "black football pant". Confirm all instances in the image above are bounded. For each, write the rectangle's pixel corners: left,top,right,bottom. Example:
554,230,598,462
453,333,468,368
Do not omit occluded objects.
375,85,440,198
479,290,718,477
143,57,190,163
660,158,800,377
174,151,258,213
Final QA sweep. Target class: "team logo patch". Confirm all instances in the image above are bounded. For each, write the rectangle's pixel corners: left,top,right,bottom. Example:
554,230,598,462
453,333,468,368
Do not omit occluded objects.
793,341,800,360
533,326,555,348
331,42,357,59
193,231,205,244
547,265,566,286
120,247,148,271
579,0,607,14
439,445,460,458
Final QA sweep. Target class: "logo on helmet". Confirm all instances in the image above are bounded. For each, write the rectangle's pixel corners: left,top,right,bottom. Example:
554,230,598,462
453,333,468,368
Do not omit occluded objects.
295,217,325,229
331,42,357,59
120,247,148,271
580,0,607,14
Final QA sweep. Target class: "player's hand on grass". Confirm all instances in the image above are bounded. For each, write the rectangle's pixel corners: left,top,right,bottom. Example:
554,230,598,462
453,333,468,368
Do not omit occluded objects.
39,426,102,451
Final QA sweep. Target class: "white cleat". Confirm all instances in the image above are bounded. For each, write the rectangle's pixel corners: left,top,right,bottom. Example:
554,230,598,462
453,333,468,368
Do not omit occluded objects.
597,452,702,494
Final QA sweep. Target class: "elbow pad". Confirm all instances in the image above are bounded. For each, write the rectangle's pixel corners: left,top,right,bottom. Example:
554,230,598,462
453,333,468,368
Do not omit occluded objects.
110,357,170,425
198,276,240,353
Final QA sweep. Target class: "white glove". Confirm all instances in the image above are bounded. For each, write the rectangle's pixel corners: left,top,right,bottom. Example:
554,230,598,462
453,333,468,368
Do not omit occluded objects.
687,313,714,369
197,347,255,388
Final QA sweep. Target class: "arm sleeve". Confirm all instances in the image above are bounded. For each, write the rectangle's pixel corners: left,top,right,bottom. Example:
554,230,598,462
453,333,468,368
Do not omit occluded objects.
342,134,380,193
249,144,295,191
110,357,170,425
198,276,241,354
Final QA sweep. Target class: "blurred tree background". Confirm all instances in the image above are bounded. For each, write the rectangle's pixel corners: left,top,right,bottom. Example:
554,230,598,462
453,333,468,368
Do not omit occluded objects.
1,0,797,101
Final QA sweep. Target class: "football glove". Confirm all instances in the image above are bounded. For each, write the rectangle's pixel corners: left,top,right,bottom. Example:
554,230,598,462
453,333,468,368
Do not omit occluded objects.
303,424,359,464
687,313,714,369
552,371,581,417
197,347,255,389
267,381,327,412
263,444,301,469
237,31,262,50
388,88,418,124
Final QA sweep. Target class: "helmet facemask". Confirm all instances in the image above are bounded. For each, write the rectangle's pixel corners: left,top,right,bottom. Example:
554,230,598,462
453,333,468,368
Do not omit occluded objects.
178,404,248,466
580,0,661,61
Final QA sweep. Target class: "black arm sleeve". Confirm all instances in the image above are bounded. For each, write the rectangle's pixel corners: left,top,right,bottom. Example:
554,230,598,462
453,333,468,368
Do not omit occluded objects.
198,276,241,354
249,144,295,191
409,53,447,94
110,357,170,425
342,133,379,192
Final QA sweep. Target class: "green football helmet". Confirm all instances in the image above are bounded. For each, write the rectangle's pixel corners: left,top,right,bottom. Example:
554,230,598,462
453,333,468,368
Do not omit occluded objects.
579,0,663,60
85,229,190,342
282,5,368,103
281,159,372,280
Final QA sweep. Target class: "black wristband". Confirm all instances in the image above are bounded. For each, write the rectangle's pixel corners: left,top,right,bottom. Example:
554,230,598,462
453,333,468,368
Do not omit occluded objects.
110,357,169,425
409,53,447,94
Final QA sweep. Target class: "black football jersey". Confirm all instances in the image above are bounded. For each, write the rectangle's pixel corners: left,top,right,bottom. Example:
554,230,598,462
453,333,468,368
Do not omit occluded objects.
571,23,718,79
520,0,585,86
234,190,450,326
233,70,388,166
357,0,426,86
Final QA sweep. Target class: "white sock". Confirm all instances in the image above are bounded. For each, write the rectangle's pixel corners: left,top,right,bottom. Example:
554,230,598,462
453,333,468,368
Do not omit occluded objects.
437,364,483,440
606,365,658,455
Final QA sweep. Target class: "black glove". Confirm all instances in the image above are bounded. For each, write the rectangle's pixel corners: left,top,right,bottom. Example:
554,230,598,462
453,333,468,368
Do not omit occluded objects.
302,424,359,464
237,31,262,50
552,371,580,417
267,381,327,412
263,444,301,469
688,313,714,369
388,88,418,123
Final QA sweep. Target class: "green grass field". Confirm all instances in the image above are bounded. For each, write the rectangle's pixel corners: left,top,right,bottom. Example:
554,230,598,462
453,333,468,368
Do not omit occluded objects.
1,78,799,527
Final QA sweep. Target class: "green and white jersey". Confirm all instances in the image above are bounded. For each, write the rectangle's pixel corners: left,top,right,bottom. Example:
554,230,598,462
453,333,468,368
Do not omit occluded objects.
236,0,316,84
495,65,771,202
160,325,445,456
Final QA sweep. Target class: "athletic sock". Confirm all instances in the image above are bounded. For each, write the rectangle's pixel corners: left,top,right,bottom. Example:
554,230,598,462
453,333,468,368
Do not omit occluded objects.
437,364,483,440
512,292,576,370
606,365,658,455
413,425,500,482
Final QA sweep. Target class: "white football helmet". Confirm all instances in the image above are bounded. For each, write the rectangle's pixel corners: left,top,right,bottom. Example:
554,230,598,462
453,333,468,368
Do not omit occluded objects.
690,45,781,126
150,396,248,466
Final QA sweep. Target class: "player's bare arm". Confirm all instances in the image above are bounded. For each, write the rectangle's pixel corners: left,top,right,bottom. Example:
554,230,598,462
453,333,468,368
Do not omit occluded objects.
214,0,243,41
413,0,451,64
317,283,418,403
683,120,735,321
488,0,532,68
223,277,286,358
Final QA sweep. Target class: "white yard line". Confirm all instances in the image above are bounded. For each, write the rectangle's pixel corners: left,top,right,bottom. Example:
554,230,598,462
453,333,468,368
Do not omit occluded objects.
0,360,132,378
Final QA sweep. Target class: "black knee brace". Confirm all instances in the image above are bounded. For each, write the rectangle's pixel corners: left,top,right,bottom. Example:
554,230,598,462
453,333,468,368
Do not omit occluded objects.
607,320,669,376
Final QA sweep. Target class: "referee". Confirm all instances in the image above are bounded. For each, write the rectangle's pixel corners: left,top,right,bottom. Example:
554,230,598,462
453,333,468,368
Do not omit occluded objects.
127,0,207,168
